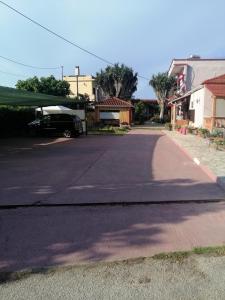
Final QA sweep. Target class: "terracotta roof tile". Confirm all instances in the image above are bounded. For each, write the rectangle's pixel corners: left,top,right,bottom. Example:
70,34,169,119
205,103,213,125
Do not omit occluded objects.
96,97,133,107
203,74,225,84
206,84,225,97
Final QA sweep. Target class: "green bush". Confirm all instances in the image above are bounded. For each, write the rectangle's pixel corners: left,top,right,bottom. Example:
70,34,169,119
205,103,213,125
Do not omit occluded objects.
0,106,35,137
211,128,224,138
198,128,210,138
187,126,194,134
165,122,172,130
175,124,181,130
134,101,145,124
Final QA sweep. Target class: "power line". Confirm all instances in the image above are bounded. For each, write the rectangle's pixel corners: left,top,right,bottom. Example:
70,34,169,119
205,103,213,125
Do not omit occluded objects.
0,1,113,65
0,1,150,81
138,75,150,80
0,54,60,70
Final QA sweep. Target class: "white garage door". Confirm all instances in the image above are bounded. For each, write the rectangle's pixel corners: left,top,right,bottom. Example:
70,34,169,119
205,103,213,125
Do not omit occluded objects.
100,112,119,119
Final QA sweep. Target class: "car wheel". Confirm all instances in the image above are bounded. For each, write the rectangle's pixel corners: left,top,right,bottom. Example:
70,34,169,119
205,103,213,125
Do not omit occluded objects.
63,129,73,138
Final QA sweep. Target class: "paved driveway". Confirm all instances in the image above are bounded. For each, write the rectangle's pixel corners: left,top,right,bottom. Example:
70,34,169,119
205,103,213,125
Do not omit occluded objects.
0,130,224,206
2,202,225,272
1,130,225,272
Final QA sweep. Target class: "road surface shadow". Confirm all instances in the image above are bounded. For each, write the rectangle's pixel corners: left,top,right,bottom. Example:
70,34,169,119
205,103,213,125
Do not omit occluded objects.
1,191,225,275
0,131,225,276
0,132,224,205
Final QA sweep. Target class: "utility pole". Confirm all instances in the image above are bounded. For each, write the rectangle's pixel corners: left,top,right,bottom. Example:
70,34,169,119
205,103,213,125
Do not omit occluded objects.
75,66,80,98
61,65,64,80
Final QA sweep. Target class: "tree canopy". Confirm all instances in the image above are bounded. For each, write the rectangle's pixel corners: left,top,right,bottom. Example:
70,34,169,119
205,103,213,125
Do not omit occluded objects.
16,75,70,97
95,63,138,99
149,72,176,120
134,101,146,124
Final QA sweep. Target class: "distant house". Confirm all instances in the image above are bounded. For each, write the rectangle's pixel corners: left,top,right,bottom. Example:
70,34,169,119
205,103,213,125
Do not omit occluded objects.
95,97,134,125
170,74,225,131
168,56,225,130
63,74,96,101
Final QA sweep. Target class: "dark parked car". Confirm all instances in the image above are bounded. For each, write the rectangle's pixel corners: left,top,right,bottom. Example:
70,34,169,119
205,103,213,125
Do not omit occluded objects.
28,113,83,137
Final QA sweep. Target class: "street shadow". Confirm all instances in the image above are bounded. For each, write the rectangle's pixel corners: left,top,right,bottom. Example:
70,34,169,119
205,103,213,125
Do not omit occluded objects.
0,131,225,279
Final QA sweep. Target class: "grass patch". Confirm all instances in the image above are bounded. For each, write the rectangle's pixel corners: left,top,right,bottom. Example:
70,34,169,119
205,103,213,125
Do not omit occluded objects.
88,126,129,135
153,245,225,261
132,127,165,130
153,251,190,262
193,245,225,255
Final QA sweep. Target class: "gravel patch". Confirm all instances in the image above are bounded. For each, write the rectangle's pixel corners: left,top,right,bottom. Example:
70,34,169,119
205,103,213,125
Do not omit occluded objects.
164,131,225,187
1,256,225,299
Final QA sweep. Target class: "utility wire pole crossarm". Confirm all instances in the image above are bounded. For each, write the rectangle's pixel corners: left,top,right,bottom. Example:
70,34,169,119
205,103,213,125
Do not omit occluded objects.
61,66,64,80
75,66,80,98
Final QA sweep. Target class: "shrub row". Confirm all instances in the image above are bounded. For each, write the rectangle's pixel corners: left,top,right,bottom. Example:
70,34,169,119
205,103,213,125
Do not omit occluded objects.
0,106,35,137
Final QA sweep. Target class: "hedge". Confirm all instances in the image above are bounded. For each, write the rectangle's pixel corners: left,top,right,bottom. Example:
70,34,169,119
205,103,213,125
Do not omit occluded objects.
0,106,35,137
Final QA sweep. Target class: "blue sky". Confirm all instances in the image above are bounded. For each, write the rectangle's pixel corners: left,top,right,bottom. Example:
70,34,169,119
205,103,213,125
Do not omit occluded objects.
0,0,225,98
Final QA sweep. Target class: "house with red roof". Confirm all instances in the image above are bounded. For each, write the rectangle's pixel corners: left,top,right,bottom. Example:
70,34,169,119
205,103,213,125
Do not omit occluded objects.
189,74,225,130
95,97,134,125
170,74,225,131
168,56,225,130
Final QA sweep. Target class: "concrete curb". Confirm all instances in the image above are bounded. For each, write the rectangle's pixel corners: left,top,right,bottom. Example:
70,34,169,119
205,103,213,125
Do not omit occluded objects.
1,198,225,210
163,131,225,191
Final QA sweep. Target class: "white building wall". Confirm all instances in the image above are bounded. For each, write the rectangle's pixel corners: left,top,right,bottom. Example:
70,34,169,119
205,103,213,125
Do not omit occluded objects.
189,60,225,89
203,88,213,117
189,88,205,127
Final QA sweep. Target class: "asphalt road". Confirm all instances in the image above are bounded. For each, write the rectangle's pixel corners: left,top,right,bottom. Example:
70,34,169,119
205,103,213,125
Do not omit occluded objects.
2,202,225,272
1,255,225,300
1,131,225,273
0,130,224,206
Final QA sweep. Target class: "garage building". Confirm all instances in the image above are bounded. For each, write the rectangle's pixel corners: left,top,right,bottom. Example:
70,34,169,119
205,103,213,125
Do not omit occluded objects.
95,97,134,126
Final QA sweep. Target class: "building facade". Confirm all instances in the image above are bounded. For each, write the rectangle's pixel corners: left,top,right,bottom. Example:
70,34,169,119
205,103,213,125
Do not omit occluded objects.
63,75,96,101
95,97,134,125
170,74,225,131
169,56,225,130
168,57,225,95
189,75,225,130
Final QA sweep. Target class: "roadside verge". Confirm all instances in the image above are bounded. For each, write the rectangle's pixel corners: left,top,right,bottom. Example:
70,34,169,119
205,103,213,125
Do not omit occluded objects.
164,130,225,191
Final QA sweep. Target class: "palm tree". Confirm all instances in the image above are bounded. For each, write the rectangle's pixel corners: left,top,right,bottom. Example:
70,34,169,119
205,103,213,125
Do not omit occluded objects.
96,64,138,99
149,72,176,121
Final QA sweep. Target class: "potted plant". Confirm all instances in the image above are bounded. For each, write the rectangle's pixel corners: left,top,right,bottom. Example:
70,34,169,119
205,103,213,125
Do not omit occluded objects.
175,124,181,132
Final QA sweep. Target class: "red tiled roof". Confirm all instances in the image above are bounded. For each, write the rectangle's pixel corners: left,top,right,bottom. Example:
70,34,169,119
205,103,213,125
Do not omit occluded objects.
203,74,225,84
206,84,225,97
96,97,133,107
202,74,225,97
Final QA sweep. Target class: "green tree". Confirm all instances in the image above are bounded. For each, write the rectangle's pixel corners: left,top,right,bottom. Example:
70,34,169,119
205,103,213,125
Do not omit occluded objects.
16,76,40,93
134,101,146,124
96,63,138,99
16,75,70,97
149,72,176,121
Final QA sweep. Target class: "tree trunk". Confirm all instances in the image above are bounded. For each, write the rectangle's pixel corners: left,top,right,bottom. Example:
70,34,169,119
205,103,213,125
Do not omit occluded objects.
159,102,164,121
